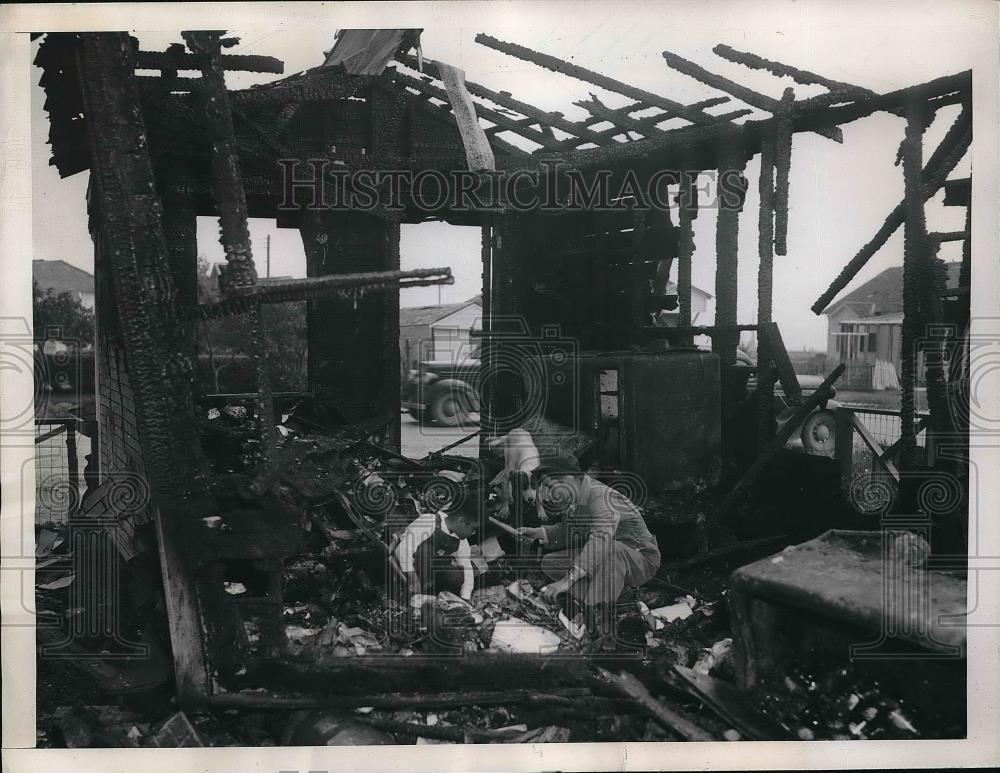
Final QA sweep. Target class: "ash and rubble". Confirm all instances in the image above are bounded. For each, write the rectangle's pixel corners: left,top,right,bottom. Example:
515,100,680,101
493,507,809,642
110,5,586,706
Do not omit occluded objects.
35,402,939,747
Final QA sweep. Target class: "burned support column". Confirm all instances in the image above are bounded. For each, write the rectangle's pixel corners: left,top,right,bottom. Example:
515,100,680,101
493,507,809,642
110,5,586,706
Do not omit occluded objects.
183,30,275,463
756,139,777,445
160,173,200,361
486,213,532,433
899,99,931,473
713,150,747,365
182,31,256,291
76,32,209,702
676,172,698,344
299,212,402,446
773,89,794,256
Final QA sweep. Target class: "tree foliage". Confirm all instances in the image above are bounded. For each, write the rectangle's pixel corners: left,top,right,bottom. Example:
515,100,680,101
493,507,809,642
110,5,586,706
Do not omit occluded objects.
32,280,95,348
195,257,307,392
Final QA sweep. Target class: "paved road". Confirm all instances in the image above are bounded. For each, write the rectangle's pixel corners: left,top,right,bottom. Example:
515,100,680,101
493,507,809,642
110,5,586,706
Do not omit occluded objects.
399,412,480,459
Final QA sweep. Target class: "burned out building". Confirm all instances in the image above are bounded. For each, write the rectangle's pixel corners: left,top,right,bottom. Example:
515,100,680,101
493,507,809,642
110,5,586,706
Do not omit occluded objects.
33,27,972,745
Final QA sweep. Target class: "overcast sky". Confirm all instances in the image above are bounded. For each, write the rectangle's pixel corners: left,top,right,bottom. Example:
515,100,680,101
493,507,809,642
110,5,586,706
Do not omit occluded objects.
30,1,982,350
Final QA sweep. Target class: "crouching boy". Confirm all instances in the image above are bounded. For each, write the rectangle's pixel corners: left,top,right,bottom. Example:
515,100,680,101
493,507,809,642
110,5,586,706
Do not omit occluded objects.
517,450,661,646
392,495,479,601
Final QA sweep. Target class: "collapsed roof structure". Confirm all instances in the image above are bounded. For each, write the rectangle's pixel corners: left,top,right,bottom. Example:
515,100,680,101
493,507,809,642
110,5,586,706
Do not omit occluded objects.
35,29,971,713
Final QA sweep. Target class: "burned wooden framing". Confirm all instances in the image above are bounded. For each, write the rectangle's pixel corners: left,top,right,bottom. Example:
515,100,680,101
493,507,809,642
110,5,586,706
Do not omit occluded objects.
36,28,972,710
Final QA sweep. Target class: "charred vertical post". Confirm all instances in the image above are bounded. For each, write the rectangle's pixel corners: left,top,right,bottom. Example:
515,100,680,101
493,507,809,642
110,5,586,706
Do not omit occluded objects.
480,219,495,457
76,31,209,702
160,170,200,362
714,149,747,365
773,89,794,256
488,213,530,432
182,31,257,291
183,30,275,466
299,211,401,441
756,139,777,445
676,172,698,346
899,99,930,472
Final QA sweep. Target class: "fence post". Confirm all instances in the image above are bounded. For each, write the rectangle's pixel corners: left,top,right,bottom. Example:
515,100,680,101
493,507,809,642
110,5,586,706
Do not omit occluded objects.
835,408,855,499
66,421,79,516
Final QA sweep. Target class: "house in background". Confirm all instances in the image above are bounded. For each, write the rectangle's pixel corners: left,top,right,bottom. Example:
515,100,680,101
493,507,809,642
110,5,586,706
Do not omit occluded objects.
657,281,712,326
823,261,960,388
33,259,95,309
399,296,483,372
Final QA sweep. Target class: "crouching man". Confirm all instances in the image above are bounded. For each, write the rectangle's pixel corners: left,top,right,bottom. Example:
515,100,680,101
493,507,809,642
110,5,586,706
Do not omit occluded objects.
392,495,479,602
517,451,660,646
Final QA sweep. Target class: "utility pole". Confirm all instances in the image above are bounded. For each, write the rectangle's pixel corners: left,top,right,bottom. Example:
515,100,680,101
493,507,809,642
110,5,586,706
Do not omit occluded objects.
266,233,271,278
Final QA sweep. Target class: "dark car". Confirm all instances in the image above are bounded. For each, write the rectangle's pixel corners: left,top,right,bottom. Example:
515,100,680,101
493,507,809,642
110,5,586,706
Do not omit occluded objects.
401,346,481,426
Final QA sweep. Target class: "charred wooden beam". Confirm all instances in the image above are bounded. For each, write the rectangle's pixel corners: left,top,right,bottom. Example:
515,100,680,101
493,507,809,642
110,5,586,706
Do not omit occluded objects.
229,73,373,106
811,107,971,314
136,49,284,74
931,231,969,242
570,98,750,150
183,30,257,291
676,173,698,338
661,50,842,142
638,324,759,338
773,89,794,255
756,137,776,445
77,31,210,704
390,67,561,150
476,33,735,126
575,94,651,136
403,88,528,158
196,268,453,317
594,667,715,741
712,43,871,96
899,101,930,471
397,53,611,146
550,70,968,174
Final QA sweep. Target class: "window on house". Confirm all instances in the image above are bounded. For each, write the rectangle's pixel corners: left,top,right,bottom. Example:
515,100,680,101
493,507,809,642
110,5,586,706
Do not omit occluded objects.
869,331,878,353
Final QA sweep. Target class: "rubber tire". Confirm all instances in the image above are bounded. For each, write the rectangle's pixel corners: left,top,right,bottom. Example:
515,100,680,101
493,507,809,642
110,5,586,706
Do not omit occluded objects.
800,409,837,456
430,390,475,427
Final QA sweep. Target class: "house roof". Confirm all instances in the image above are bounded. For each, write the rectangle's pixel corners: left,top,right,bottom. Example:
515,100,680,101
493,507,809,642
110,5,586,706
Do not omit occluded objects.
849,312,905,325
33,260,94,295
400,299,481,327
824,262,961,316
665,281,712,299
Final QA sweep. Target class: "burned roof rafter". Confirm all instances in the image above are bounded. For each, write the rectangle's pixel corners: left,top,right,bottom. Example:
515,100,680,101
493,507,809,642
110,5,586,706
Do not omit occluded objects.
475,33,742,127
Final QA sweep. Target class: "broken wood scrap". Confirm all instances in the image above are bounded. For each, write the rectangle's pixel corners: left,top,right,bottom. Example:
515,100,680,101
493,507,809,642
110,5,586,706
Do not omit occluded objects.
593,667,715,741
671,665,794,740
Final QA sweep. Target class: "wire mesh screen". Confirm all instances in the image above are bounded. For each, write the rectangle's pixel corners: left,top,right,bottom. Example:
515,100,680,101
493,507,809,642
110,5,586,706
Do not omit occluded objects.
34,419,88,525
845,409,929,515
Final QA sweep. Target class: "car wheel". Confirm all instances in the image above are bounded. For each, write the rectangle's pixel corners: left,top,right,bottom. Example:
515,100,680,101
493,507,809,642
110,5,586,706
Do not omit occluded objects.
430,391,475,427
800,409,837,456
